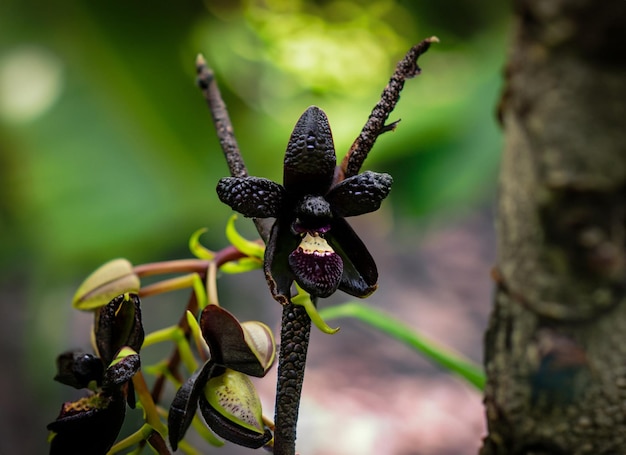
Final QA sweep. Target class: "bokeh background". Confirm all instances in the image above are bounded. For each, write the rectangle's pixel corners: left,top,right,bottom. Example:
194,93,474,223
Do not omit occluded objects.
0,1,511,454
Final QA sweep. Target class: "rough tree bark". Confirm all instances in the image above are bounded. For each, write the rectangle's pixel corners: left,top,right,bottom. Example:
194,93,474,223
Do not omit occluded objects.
480,1,626,454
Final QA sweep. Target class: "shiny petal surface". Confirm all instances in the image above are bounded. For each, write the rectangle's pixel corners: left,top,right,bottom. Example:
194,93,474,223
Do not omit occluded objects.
54,351,104,389
217,176,285,218
94,294,144,366
264,218,300,304
168,361,217,451
200,305,273,377
199,369,272,449
326,171,393,217
283,106,337,197
102,350,141,389
327,218,378,297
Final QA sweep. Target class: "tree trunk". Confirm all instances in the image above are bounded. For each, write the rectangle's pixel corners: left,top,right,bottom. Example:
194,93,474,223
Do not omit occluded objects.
480,1,626,454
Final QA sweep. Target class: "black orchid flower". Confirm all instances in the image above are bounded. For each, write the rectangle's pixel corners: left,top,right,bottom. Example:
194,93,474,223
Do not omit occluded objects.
217,106,392,303
47,293,144,455
168,305,275,450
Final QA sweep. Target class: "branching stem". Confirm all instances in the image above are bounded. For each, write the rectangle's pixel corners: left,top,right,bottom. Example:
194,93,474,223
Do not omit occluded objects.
196,54,273,242
197,39,437,455
195,54,247,179
340,36,438,179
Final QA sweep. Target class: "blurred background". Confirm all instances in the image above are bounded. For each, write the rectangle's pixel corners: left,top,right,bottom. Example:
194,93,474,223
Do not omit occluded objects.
0,1,510,454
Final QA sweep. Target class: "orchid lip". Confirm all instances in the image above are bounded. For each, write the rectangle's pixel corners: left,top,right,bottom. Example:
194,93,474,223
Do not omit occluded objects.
288,232,344,297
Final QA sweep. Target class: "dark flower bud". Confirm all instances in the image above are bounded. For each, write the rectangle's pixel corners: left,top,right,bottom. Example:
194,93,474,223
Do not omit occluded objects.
168,361,217,451
94,293,144,366
47,391,125,455
200,305,275,377
102,347,141,389
54,351,103,389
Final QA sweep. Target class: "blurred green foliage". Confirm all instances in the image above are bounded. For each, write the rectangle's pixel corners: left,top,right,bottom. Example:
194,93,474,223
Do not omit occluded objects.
0,0,509,452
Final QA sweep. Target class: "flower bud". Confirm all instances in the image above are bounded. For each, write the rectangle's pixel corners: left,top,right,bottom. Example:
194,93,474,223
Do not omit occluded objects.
73,259,140,310
94,293,144,366
200,305,275,377
199,369,272,449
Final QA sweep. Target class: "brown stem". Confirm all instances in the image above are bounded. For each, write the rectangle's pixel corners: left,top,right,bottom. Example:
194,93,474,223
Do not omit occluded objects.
133,258,209,277
273,302,312,455
196,54,248,179
147,246,247,403
196,54,273,242
339,36,438,179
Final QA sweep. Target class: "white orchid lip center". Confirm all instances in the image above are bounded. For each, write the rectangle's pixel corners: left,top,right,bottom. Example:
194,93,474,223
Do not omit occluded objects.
298,232,335,255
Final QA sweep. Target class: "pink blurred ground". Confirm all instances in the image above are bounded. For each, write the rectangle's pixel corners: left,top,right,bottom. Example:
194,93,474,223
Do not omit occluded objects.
251,210,494,455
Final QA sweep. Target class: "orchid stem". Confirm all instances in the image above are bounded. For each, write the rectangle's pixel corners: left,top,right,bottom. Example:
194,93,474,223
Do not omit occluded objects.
133,372,168,437
273,302,312,455
107,423,153,454
196,54,273,242
340,36,438,179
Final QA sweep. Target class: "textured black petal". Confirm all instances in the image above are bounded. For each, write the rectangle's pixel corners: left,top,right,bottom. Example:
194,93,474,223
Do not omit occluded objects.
283,106,337,197
102,352,141,389
94,294,144,366
264,218,299,305
217,177,285,218
327,218,378,297
288,234,343,298
54,351,104,389
168,361,218,451
47,391,126,455
326,171,393,217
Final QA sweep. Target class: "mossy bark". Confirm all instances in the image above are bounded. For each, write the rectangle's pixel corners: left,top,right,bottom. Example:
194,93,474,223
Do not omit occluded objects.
480,1,626,454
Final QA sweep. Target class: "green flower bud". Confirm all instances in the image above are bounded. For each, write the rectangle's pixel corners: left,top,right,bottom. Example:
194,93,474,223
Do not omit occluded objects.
73,259,140,310
199,369,272,449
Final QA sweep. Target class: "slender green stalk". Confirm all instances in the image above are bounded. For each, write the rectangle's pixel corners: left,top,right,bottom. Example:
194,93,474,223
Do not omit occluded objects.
142,325,179,349
107,423,153,454
319,302,485,390
132,373,169,436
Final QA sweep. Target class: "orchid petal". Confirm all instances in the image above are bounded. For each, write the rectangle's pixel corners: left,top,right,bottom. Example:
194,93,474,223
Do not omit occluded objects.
327,218,378,298
217,176,285,218
283,106,337,197
264,218,299,305
94,293,144,366
326,171,393,217
288,233,343,298
200,305,275,377
199,369,272,449
47,390,126,455
168,360,217,451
